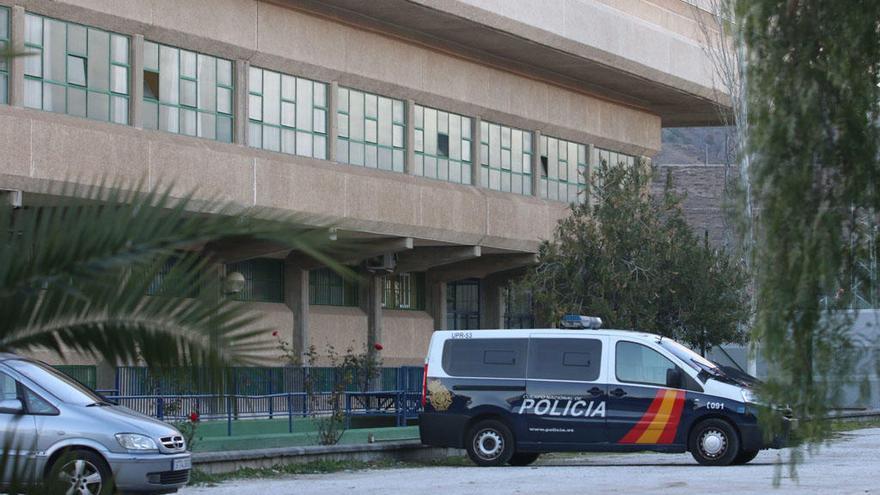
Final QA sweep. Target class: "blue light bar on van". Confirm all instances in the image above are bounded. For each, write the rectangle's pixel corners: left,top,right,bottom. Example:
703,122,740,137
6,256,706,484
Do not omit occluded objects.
560,315,603,329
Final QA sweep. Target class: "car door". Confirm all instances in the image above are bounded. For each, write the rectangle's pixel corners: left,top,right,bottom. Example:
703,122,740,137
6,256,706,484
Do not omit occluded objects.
604,339,688,447
0,369,38,484
521,335,607,449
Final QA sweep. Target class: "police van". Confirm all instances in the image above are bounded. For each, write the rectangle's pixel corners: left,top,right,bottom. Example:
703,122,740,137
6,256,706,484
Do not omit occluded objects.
419,315,788,467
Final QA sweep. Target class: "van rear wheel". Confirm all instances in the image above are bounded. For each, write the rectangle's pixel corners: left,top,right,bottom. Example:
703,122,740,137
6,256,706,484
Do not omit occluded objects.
465,419,515,467
508,453,540,466
689,418,740,466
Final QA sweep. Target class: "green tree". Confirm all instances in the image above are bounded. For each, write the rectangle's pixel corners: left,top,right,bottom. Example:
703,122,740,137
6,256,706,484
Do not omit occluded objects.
525,163,750,353
737,0,880,449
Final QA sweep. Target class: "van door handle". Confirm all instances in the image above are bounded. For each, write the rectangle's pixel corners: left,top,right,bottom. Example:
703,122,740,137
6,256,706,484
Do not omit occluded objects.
610,388,627,398
587,387,604,397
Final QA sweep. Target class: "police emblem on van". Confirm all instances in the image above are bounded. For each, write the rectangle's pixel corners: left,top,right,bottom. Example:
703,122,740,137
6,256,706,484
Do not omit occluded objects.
427,379,453,411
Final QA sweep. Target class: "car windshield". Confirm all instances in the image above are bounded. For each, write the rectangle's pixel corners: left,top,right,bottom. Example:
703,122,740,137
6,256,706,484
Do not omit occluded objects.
658,339,723,375
7,359,105,406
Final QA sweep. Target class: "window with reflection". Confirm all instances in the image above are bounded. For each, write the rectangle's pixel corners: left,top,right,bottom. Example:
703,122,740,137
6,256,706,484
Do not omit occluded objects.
480,121,532,195
540,135,587,203
142,41,233,142
248,66,327,159
24,13,129,124
0,7,9,104
413,104,472,184
595,148,636,169
336,87,405,172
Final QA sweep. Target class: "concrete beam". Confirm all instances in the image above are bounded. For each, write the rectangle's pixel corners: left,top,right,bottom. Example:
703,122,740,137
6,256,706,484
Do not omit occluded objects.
203,237,291,264
429,253,538,284
336,237,414,265
395,245,481,273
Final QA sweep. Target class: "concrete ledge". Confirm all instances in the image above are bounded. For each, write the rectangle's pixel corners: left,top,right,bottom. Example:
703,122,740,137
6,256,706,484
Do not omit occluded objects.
192,440,464,474
826,410,880,421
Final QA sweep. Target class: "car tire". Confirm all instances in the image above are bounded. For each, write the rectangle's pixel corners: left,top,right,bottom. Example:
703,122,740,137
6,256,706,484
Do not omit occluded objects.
465,419,515,467
46,449,113,495
507,453,540,466
689,418,740,466
732,449,760,465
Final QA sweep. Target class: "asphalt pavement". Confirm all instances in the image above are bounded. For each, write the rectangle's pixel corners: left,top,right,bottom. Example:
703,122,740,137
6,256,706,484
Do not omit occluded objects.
181,427,880,494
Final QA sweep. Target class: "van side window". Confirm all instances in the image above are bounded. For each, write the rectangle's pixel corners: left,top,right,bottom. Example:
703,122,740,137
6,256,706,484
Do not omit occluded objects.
442,338,528,378
528,338,601,382
615,341,677,387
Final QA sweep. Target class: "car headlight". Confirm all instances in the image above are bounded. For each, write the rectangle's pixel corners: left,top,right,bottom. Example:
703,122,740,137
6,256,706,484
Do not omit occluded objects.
741,388,758,404
116,433,158,450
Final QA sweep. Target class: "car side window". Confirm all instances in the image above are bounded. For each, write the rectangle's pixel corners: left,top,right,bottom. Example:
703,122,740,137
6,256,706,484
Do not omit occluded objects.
21,387,57,415
0,372,16,402
615,341,677,387
528,338,602,382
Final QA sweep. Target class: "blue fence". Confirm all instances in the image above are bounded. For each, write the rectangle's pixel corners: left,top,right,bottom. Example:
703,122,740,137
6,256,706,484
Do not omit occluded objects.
104,390,422,436
112,366,424,397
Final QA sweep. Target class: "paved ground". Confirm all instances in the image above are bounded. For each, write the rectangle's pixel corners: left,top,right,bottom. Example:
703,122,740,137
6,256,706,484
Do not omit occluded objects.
182,428,880,494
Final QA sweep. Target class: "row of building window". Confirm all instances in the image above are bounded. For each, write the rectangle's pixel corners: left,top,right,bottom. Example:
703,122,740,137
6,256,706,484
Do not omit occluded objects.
3,10,637,204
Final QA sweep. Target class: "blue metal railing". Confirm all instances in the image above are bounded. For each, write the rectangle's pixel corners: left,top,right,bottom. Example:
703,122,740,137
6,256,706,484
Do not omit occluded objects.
103,390,422,436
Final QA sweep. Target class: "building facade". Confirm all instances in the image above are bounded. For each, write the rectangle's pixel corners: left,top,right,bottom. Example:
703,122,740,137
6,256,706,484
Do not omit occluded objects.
0,0,725,371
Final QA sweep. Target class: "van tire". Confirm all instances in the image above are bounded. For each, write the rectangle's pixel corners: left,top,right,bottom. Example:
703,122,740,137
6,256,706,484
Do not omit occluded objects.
732,449,760,465
508,453,540,466
46,449,113,495
689,418,740,466
465,419,515,467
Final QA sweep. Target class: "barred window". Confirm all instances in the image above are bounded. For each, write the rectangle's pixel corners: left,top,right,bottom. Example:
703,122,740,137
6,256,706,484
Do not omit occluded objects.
336,86,405,172
226,258,284,303
248,66,327,159
24,13,129,124
142,41,233,142
480,121,532,195
309,267,359,306
540,135,587,203
413,104,472,184
382,272,426,310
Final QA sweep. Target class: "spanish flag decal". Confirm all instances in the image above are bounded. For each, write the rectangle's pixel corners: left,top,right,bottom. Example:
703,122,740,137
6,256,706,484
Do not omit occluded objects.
619,389,686,444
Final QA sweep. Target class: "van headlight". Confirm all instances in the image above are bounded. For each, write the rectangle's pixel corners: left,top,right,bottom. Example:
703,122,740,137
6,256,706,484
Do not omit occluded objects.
741,389,758,404
116,433,158,450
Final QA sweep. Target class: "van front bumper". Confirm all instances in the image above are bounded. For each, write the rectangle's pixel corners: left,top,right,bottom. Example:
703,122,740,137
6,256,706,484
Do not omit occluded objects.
740,416,795,451
106,451,191,493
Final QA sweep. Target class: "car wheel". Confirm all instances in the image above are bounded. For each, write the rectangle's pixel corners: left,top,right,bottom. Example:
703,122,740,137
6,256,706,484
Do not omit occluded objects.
507,452,540,466
732,449,760,465
465,419,515,467
689,418,740,466
47,449,113,495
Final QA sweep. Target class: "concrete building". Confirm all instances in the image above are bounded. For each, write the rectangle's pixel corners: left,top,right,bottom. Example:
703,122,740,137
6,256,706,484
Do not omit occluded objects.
0,0,726,374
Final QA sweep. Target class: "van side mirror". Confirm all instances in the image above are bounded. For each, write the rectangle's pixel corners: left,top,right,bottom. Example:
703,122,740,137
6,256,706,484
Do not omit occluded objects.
666,368,683,389
0,399,24,415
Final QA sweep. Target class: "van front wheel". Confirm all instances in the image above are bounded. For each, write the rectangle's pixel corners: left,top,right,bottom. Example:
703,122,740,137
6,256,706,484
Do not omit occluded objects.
466,419,515,467
689,418,740,466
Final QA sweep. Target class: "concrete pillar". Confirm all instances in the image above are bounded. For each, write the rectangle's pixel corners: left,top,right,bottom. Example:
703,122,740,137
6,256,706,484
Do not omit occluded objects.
586,144,597,206
361,272,383,358
427,273,448,330
9,6,25,107
129,34,144,128
284,258,310,365
234,59,249,145
328,81,339,162
471,117,482,187
531,130,542,197
480,276,505,329
404,99,415,174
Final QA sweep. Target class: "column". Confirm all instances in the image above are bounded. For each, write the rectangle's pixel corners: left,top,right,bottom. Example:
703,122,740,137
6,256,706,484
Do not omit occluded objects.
479,275,504,329
129,34,144,128
9,6,25,107
361,271,383,358
328,81,339,162
404,99,415,174
531,130,542,197
284,257,310,365
586,144,597,206
234,59,249,145
471,117,482,187
427,273,448,331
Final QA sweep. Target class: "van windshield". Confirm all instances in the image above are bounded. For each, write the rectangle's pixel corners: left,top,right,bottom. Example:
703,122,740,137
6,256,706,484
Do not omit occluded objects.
7,359,105,406
657,339,723,376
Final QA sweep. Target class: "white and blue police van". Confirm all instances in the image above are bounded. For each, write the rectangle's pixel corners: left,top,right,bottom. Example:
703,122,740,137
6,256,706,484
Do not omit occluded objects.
419,315,790,467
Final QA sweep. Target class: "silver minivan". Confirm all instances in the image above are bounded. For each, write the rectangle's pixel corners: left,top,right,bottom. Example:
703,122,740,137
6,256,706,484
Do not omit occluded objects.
0,353,191,494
